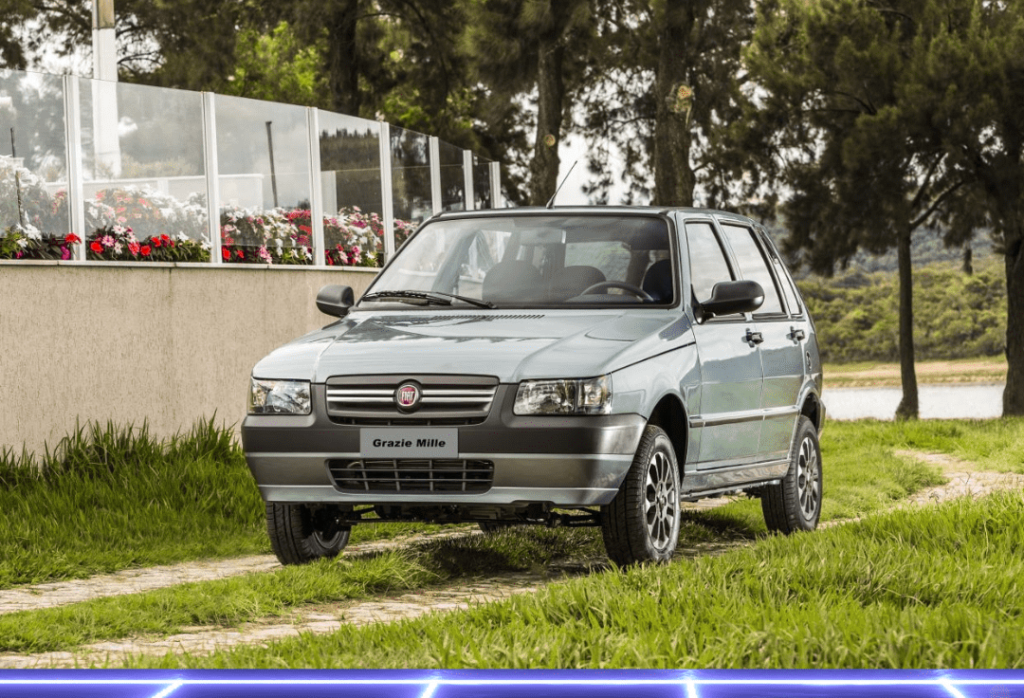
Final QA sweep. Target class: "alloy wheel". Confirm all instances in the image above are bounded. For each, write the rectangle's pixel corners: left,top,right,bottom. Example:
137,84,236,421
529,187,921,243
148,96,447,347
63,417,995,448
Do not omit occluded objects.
644,450,678,552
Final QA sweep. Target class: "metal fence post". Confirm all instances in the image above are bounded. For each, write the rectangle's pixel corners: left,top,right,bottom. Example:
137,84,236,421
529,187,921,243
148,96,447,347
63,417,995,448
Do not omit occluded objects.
429,136,441,214
61,75,86,260
201,92,222,264
490,161,502,208
378,121,395,262
307,107,326,267
462,150,474,211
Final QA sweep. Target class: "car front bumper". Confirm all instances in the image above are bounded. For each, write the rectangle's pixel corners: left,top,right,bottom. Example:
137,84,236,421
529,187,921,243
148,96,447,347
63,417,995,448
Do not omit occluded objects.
242,385,646,507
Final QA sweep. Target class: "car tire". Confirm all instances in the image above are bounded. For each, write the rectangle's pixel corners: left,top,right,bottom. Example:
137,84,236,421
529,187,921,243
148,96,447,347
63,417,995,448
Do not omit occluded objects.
266,502,351,565
762,415,822,533
600,424,681,565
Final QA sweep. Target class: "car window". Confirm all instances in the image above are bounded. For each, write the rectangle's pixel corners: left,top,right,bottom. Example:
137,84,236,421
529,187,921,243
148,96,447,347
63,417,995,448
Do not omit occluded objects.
761,235,802,315
685,221,734,303
719,223,784,316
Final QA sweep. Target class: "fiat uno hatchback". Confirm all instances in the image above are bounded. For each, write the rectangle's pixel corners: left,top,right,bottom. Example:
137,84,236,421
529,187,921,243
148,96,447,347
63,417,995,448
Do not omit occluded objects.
243,207,826,565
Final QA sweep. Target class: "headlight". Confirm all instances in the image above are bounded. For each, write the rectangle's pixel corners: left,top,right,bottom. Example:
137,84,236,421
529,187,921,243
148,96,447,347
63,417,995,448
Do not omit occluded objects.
514,375,611,415
248,378,311,415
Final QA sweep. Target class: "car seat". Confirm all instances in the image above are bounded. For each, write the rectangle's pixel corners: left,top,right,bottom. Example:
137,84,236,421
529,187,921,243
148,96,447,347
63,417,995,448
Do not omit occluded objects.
641,259,673,302
482,260,544,303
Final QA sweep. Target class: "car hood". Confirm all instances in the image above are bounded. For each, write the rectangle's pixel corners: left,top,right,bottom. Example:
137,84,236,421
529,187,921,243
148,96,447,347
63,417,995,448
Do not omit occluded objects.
253,311,693,383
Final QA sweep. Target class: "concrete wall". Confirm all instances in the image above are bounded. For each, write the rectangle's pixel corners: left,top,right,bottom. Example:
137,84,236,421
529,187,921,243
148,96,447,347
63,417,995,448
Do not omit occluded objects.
0,261,378,456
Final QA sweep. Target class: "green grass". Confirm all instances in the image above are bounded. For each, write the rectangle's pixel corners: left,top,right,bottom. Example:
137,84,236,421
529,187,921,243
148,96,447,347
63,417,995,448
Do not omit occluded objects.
128,490,1024,669
0,418,953,655
0,420,442,588
688,420,947,535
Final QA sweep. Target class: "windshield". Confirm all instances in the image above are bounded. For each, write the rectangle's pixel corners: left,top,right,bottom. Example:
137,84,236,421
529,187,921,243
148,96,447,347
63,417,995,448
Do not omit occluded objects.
361,215,676,309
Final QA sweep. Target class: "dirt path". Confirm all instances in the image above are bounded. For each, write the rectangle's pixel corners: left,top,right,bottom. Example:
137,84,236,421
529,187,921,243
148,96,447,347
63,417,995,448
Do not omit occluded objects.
0,529,474,616
3,452,1020,668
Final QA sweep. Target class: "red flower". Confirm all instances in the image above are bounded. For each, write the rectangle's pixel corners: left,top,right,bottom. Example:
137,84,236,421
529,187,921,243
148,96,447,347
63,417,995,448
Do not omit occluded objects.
140,245,151,257
152,237,162,248
237,249,244,259
299,225,312,234
128,241,140,255
65,233,81,244
161,235,171,244
222,248,231,260
90,241,103,253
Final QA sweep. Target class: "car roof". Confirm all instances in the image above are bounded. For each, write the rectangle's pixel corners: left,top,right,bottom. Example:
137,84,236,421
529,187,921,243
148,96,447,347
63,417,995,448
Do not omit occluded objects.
431,205,759,226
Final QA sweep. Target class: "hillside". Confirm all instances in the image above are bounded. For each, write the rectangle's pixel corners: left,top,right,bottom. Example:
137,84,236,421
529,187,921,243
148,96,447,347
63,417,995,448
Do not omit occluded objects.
798,259,1007,363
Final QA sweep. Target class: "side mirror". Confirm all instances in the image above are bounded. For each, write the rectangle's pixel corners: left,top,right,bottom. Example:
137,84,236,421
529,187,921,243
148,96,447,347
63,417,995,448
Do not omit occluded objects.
316,285,355,317
699,280,764,319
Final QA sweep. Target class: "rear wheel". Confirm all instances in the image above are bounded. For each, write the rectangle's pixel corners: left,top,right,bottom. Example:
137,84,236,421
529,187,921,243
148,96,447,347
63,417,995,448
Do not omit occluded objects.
601,424,681,565
266,503,351,565
762,416,822,533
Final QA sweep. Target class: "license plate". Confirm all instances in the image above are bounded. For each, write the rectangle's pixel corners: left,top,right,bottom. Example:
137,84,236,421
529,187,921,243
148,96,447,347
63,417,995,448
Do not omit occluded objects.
360,428,459,459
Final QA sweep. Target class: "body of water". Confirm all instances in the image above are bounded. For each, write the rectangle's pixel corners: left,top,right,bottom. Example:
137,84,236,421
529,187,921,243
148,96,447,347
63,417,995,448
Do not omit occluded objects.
821,383,1005,420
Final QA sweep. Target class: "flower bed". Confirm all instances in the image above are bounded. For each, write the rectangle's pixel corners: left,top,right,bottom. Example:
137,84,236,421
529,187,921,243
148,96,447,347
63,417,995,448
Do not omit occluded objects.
1,156,415,266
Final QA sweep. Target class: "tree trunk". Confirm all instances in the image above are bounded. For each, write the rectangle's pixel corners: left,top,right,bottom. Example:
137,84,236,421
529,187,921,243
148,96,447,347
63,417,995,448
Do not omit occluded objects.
1004,235,1024,415
527,36,566,206
652,0,696,207
324,0,361,116
895,228,919,420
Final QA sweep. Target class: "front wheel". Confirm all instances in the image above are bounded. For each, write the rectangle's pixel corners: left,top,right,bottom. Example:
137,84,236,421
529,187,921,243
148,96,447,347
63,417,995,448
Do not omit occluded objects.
601,424,681,565
762,415,822,532
266,503,351,565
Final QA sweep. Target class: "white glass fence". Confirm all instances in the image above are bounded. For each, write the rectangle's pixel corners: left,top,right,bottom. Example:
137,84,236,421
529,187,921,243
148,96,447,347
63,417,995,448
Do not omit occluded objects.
0,68,501,267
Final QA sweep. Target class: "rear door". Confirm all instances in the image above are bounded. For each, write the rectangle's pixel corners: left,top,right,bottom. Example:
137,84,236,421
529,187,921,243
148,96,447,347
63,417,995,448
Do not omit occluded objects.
683,219,765,467
718,220,805,460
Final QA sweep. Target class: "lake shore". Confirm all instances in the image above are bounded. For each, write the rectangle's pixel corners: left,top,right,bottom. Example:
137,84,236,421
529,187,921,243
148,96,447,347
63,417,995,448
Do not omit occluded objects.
823,357,1006,389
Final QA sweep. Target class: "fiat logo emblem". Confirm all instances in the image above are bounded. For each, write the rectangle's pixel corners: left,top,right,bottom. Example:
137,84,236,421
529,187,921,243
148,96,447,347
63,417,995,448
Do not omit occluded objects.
395,382,421,410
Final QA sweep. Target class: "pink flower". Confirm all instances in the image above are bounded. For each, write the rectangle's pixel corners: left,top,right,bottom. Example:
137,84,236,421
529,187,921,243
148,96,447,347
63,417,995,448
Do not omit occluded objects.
101,235,115,247
61,246,71,260
258,246,271,262
128,241,140,255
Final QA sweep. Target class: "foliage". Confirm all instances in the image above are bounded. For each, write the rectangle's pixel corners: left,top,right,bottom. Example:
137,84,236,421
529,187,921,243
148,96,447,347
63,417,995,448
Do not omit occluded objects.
578,0,754,207
0,419,442,588
222,22,331,109
800,260,1007,363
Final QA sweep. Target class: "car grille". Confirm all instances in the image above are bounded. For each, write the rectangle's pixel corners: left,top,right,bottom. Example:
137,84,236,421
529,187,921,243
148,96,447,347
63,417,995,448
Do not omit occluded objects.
325,375,498,425
328,459,494,494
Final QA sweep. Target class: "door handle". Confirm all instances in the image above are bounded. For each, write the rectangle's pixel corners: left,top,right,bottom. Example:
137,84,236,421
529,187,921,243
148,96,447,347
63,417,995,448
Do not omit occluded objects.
745,329,764,345
789,326,806,342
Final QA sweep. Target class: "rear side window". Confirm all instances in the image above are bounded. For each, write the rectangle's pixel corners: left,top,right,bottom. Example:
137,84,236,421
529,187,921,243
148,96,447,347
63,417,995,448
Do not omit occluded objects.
720,223,784,316
685,222,734,303
762,236,802,315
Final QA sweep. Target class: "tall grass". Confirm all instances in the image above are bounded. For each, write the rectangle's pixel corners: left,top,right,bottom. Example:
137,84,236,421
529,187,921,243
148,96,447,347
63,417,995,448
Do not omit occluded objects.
0,419,268,588
0,419,442,588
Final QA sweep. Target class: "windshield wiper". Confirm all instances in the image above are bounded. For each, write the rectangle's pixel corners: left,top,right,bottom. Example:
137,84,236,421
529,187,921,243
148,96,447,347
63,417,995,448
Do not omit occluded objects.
423,291,495,309
360,290,495,309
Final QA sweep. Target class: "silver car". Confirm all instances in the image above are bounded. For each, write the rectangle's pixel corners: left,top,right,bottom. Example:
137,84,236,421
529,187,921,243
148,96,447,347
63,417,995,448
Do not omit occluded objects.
243,207,825,565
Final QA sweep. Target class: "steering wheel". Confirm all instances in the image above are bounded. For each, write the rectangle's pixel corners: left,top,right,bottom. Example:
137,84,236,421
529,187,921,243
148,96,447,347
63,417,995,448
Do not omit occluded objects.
580,281,654,301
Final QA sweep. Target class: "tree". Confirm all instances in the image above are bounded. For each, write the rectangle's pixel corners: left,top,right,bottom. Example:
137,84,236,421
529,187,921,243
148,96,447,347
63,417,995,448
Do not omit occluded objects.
744,0,976,419
461,0,596,205
579,0,754,208
904,0,1024,415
